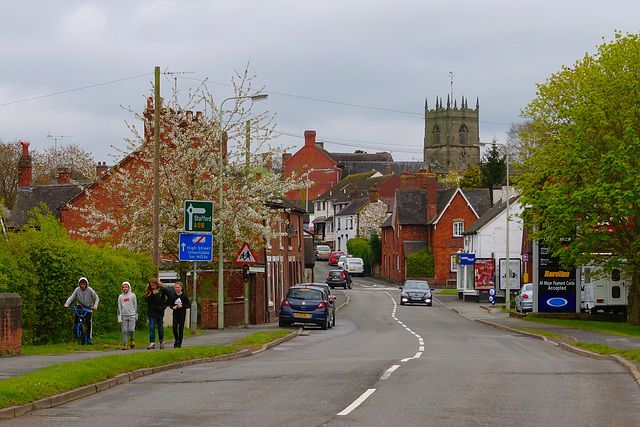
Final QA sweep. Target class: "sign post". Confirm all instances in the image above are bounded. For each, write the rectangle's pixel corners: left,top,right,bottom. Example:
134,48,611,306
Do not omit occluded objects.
234,243,258,328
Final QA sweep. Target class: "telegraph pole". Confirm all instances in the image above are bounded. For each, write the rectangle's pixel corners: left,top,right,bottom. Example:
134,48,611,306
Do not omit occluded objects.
152,66,161,267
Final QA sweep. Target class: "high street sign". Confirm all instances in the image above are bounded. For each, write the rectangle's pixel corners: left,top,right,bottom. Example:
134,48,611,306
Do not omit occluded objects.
179,233,213,261
184,200,213,233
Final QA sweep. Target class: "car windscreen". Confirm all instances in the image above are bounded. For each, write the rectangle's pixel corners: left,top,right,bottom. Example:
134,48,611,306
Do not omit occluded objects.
287,288,324,300
404,281,430,290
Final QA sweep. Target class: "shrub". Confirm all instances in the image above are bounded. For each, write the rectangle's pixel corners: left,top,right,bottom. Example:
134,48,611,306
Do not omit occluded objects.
406,249,435,278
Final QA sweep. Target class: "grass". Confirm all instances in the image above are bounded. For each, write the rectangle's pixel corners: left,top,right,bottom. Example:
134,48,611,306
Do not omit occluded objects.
523,317,640,338
435,289,458,295
571,342,640,365
21,327,194,355
0,330,293,410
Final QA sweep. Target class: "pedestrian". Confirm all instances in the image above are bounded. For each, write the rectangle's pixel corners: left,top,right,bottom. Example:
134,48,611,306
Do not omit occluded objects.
144,277,169,349
117,281,138,350
64,277,99,344
168,282,191,348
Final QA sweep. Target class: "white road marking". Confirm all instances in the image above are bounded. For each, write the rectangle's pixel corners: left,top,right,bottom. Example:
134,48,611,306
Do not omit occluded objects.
380,364,400,380
337,389,377,416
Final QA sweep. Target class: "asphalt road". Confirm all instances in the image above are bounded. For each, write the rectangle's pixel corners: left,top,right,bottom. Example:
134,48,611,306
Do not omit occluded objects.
6,265,640,426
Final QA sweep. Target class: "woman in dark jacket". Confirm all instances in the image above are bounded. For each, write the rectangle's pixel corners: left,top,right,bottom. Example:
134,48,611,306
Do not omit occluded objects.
144,277,170,349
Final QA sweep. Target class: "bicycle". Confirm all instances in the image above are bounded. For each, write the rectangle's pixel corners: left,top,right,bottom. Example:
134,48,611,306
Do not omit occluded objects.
68,306,91,345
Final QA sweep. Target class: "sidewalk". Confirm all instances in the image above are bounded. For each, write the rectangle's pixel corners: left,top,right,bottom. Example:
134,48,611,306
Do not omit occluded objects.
0,323,283,381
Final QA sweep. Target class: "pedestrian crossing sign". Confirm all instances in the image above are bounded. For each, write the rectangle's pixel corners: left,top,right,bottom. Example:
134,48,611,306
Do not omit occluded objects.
234,242,258,264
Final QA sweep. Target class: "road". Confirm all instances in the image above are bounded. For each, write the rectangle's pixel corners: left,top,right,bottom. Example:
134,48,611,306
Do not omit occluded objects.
8,264,640,426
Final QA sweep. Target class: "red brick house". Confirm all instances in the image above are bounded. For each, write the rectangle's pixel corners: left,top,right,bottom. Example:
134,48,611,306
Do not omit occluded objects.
381,171,490,286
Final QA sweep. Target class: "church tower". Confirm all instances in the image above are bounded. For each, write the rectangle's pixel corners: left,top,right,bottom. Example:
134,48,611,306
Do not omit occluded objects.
423,96,481,174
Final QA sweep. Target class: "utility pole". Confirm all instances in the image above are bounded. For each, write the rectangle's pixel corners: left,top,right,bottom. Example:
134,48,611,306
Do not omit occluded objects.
152,66,161,267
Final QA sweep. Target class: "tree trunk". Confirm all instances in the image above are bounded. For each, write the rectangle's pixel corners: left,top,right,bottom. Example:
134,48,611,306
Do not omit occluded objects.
627,273,640,325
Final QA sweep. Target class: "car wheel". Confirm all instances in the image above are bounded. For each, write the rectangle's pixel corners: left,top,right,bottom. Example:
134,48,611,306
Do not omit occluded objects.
332,312,336,327
279,318,289,327
400,301,404,305
320,317,328,330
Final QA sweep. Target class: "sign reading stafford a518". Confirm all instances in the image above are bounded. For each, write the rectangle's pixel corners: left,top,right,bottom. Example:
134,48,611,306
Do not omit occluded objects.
184,200,213,232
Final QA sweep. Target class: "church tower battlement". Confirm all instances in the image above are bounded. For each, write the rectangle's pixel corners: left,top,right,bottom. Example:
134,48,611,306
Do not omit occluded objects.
423,95,481,174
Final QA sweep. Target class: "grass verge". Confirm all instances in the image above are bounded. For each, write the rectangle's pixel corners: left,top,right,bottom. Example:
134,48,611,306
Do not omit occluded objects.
571,342,640,365
435,289,458,295
523,317,640,338
0,331,292,410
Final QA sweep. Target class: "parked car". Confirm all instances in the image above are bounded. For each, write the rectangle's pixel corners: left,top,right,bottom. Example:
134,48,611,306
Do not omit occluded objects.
315,245,331,261
303,282,337,327
328,251,345,266
337,255,348,270
399,280,432,306
345,257,364,276
326,269,352,289
279,285,334,329
515,283,533,313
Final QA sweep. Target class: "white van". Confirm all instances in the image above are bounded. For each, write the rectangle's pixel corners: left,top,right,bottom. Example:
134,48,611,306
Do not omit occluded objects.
345,257,364,276
580,265,628,315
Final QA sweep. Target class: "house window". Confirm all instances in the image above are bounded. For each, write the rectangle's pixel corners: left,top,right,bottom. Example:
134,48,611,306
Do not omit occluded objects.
453,221,464,237
451,255,457,272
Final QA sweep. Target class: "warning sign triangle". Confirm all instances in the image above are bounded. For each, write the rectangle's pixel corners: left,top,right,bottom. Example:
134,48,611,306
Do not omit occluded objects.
234,242,258,264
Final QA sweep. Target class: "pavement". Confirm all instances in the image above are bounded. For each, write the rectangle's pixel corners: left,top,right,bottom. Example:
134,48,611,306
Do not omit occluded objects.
1,290,640,419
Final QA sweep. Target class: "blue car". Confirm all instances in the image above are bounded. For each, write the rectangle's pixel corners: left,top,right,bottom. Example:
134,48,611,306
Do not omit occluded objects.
279,286,334,329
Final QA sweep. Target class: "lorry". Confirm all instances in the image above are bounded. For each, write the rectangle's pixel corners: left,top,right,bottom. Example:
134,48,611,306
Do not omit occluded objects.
580,265,628,315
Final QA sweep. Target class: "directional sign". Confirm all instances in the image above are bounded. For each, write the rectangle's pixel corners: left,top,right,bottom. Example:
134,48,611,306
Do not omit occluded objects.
179,233,213,261
184,200,213,233
234,242,258,264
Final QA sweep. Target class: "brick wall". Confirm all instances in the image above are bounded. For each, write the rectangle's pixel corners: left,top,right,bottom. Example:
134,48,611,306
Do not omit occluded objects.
0,294,22,355
200,300,245,329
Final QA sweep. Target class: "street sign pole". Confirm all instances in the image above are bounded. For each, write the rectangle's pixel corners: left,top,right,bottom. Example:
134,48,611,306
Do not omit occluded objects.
191,261,198,334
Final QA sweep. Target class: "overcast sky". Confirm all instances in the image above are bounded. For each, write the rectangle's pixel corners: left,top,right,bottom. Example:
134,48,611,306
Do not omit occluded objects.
1,1,638,163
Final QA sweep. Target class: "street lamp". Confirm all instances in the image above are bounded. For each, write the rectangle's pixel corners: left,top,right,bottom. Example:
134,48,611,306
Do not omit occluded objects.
478,141,511,310
217,94,268,329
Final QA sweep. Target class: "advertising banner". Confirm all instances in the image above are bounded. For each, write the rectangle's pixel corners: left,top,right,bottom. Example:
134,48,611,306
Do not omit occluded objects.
538,245,576,312
474,258,495,290
499,258,522,291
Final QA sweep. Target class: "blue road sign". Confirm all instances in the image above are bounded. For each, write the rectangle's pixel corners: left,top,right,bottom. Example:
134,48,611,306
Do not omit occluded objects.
179,233,213,261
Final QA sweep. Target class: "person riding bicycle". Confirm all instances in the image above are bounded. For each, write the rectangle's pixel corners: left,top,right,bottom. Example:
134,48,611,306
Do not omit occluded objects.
64,277,100,344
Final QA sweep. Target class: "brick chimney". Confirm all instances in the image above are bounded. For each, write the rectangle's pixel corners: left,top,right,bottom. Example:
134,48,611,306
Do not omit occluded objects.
18,141,32,188
57,167,70,185
385,164,391,175
369,183,379,203
96,162,109,177
349,186,359,201
425,173,437,222
304,130,316,147
282,151,292,165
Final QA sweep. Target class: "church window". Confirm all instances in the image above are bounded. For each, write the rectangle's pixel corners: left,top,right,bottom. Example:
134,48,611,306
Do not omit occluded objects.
459,124,468,144
433,125,440,145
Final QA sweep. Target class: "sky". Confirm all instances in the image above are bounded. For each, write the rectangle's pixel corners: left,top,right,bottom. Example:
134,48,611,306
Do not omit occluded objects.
1,1,638,163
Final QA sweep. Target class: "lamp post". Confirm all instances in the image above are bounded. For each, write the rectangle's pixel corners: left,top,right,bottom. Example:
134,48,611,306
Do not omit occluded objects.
217,94,268,329
478,141,511,309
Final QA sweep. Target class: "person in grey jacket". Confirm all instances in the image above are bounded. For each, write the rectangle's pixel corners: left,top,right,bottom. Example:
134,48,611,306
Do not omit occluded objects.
117,281,138,350
64,277,99,344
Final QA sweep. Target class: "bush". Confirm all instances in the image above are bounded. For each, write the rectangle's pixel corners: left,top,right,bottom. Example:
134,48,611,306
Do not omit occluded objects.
2,207,155,344
346,238,372,275
406,249,434,278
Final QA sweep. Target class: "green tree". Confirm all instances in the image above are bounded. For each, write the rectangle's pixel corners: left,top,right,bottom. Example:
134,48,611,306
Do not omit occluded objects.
459,164,483,188
346,238,372,275
0,139,20,210
479,140,507,206
516,31,640,324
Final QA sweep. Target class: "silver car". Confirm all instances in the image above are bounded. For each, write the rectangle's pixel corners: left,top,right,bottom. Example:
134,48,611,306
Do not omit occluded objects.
515,283,533,312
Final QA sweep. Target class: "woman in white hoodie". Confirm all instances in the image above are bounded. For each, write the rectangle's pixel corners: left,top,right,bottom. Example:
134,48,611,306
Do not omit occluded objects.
117,281,138,350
